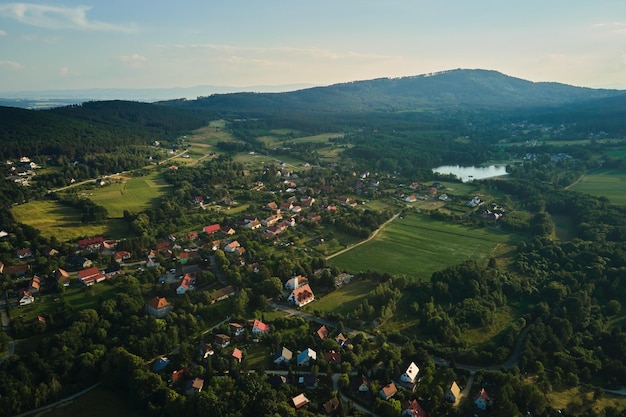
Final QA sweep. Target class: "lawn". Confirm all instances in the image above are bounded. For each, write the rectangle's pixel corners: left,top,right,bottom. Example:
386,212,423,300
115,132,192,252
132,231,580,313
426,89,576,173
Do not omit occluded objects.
304,280,377,316
328,213,520,281
569,168,626,205
79,172,171,217
11,200,130,241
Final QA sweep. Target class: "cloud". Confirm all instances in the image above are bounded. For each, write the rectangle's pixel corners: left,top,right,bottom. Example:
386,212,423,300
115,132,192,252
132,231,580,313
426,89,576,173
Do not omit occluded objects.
0,29,6,36
119,53,146,68
0,3,135,32
592,22,626,34
0,60,22,69
59,66,69,76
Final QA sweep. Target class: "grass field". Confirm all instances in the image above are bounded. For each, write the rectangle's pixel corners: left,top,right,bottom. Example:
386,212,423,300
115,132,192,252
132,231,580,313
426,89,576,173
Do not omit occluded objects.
78,172,171,218
328,213,520,281
543,384,626,415
11,200,129,241
304,280,377,316
569,168,626,205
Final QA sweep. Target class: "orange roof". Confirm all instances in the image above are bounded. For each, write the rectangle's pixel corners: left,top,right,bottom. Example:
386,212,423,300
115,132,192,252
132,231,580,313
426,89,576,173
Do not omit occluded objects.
253,319,270,333
78,267,103,280
317,325,330,339
180,274,192,289
203,224,221,234
232,348,243,360
292,284,314,303
56,268,70,278
148,296,170,310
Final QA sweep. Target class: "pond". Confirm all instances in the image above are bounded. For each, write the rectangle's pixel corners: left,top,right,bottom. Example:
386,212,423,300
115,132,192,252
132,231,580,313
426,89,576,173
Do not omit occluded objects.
432,165,508,182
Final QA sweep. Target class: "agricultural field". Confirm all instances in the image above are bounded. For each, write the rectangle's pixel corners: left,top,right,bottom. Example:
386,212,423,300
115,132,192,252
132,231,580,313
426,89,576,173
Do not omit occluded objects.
569,168,626,205
11,200,129,241
75,172,171,218
328,213,520,281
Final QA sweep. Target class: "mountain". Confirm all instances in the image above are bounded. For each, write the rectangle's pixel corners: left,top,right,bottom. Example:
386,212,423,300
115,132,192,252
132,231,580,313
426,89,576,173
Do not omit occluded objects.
166,69,625,114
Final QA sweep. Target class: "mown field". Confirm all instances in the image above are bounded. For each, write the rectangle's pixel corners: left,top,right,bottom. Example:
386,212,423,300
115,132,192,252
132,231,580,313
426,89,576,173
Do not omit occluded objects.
11,200,129,241
304,280,377,316
569,168,626,205
78,172,171,218
328,213,520,281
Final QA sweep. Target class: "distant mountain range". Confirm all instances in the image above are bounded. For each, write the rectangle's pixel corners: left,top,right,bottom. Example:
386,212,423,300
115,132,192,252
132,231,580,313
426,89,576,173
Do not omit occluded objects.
166,69,626,114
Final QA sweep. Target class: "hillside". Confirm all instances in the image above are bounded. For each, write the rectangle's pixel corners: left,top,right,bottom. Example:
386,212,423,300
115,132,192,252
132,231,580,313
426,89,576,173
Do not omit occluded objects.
167,69,624,114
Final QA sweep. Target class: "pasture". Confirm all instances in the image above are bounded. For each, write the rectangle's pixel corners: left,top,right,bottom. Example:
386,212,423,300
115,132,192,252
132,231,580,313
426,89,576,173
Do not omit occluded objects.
304,280,377,316
11,200,129,241
79,172,171,218
328,213,519,281
569,168,626,205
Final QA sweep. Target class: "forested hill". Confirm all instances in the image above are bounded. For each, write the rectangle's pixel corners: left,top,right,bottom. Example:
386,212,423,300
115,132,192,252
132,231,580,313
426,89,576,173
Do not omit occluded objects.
0,101,210,160
165,69,624,114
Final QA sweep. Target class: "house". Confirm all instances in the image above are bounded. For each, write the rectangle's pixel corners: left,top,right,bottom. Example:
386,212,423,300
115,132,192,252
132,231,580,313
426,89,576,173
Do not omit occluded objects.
474,388,491,410
42,247,59,257
224,241,241,253
186,231,199,241
379,382,397,400
323,397,340,415
146,258,160,268
324,350,342,365
262,214,282,227
297,348,317,366
401,399,427,417
444,381,461,403
99,240,118,256
67,255,92,268
176,274,193,295
230,322,245,336
221,226,236,235
298,374,317,389
77,236,105,251
170,369,188,385
214,334,231,348
198,342,214,359
152,357,170,372
356,375,371,392
266,202,278,212
28,276,41,294
404,195,417,203
438,193,449,201
467,196,482,207
146,296,171,318
252,319,270,335
54,268,71,286
267,375,287,389
273,347,293,366
316,325,330,340
232,348,243,363
285,275,309,291
114,251,132,263
335,333,348,347
400,362,420,385
104,263,122,277
203,224,221,235
210,285,235,303
179,250,198,264
78,267,105,286
16,248,32,259
209,240,222,251
19,291,35,306
3,264,30,276
246,220,262,230
185,378,204,396
301,196,315,207
280,202,293,211
292,393,310,410
288,283,315,307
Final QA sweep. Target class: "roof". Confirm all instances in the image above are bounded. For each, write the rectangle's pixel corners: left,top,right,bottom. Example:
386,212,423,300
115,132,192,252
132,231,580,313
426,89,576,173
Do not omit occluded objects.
448,381,461,398
179,274,192,289
203,224,221,234
253,319,270,333
402,399,427,417
292,393,310,409
148,296,170,310
316,325,330,339
402,362,420,382
291,284,315,304
324,350,342,363
323,397,340,414
214,334,231,345
232,348,243,360
475,388,490,402
297,348,317,364
380,382,397,399
78,236,104,248
274,347,292,361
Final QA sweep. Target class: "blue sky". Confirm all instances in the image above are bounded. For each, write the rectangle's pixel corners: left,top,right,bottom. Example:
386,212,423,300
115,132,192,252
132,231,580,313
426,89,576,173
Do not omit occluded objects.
1,0,625,93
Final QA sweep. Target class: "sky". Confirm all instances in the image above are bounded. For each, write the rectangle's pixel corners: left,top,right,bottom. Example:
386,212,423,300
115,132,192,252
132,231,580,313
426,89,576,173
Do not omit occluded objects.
1,0,626,94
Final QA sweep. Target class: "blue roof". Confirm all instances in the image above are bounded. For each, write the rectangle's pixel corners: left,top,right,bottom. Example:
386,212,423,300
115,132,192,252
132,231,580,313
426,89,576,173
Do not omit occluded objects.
151,356,170,372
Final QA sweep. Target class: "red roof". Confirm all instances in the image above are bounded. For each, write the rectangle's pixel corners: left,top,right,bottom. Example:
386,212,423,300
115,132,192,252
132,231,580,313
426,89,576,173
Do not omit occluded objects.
291,284,315,304
403,399,427,417
180,274,192,289
148,296,170,310
253,319,270,333
203,224,221,234
317,325,330,339
232,348,243,360
78,236,104,248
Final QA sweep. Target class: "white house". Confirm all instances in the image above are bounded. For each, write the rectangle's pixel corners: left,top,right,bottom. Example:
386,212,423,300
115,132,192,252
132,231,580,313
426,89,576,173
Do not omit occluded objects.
400,362,420,384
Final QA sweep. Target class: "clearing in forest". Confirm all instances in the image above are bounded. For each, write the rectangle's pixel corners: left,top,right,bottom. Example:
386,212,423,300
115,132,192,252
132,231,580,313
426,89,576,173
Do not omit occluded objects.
569,168,626,205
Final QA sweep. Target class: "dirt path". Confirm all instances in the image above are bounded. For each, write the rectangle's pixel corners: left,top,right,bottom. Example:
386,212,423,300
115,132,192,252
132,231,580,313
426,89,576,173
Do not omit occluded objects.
325,212,401,260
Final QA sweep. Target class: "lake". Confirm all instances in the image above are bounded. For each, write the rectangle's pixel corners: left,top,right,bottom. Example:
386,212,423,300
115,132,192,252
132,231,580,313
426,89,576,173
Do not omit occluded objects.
432,165,508,182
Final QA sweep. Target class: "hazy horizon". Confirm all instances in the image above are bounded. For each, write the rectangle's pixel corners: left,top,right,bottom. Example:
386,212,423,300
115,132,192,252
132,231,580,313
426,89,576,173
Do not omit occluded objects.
1,1,626,93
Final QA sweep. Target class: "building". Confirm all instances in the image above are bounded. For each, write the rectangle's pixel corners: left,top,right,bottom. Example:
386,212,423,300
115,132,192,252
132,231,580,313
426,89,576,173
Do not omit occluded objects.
287,283,315,307
78,267,105,286
379,382,397,400
444,381,461,403
146,296,171,318
297,348,317,366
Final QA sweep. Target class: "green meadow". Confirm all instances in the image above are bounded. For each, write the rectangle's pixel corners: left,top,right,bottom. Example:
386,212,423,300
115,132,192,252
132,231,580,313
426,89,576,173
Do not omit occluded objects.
80,172,171,218
11,200,129,241
328,213,519,281
569,168,626,205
